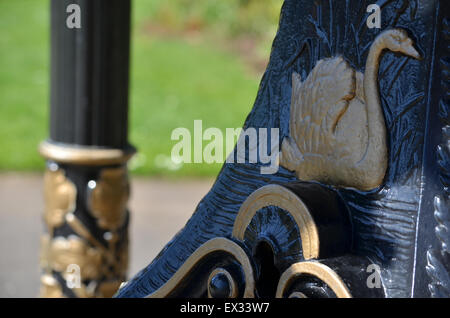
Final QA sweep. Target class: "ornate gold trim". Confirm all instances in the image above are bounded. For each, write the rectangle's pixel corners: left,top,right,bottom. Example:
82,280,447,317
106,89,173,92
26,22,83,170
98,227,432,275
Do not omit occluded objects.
40,149,131,297
232,184,320,260
40,274,65,298
39,141,135,165
145,238,255,298
207,268,238,298
40,212,128,297
40,235,103,281
88,167,130,230
43,167,77,233
276,261,352,298
65,213,117,268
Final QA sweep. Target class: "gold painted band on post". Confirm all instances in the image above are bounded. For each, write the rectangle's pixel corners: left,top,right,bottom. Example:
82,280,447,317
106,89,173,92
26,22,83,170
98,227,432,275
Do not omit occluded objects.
145,237,255,298
231,184,320,260
276,261,352,298
39,140,136,166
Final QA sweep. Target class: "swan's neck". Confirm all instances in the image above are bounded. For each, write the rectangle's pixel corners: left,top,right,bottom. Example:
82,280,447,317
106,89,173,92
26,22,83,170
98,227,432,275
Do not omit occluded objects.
356,36,388,188
364,36,387,146
364,38,383,110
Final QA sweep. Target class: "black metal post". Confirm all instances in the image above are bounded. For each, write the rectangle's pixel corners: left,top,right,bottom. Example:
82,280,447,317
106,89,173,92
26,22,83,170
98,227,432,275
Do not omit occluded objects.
39,0,134,298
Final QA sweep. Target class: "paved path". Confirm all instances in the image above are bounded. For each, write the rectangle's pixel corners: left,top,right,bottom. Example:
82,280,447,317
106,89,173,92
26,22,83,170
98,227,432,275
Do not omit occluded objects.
0,173,213,297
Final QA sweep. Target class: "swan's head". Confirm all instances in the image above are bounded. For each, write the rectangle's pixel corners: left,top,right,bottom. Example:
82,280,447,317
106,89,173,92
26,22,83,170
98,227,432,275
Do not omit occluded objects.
383,29,421,59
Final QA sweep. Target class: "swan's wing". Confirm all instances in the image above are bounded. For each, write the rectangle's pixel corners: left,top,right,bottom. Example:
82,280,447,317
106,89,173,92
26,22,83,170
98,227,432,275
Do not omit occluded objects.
290,57,356,155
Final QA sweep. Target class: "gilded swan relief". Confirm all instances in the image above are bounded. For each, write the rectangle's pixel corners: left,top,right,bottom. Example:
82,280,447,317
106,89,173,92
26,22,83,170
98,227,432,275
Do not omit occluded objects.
279,29,421,191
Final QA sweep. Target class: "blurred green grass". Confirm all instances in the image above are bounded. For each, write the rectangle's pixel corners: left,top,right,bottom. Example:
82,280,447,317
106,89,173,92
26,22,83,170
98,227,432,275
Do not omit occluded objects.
0,0,280,177
0,0,49,171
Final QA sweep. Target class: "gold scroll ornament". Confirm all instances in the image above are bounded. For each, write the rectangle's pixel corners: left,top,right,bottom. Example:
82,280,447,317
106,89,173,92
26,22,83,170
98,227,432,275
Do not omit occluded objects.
136,184,351,298
276,261,352,298
88,167,130,231
43,167,76,233
40,165,129,298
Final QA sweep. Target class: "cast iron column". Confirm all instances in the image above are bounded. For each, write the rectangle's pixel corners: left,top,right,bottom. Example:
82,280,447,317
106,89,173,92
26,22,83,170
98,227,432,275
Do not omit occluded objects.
39,0,134,297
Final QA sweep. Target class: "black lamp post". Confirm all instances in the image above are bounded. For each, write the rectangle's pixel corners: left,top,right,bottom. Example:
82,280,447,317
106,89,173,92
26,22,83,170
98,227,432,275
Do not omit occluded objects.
39,0,134,297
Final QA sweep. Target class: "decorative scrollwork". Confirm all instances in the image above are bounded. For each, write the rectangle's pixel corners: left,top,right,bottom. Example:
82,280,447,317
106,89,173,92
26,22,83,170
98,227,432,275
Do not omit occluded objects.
40,235,103,281
88,167,130,231
426,17,450,298
232,184,320,260
40,164,130,298
231,182,354,298
141,237,255,298
134,182,354,298
43,164,76,233
40,274,65,298
276,255,385,298
207,268,238,298
276,261,352,298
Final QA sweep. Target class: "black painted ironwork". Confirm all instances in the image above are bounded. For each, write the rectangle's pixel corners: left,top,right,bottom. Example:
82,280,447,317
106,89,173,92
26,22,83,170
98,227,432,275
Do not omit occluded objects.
40,0,133,298
115,0,450,298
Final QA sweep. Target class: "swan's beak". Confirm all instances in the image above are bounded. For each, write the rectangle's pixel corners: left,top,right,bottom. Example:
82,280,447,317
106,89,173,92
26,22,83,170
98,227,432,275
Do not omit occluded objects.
405,45,422,60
